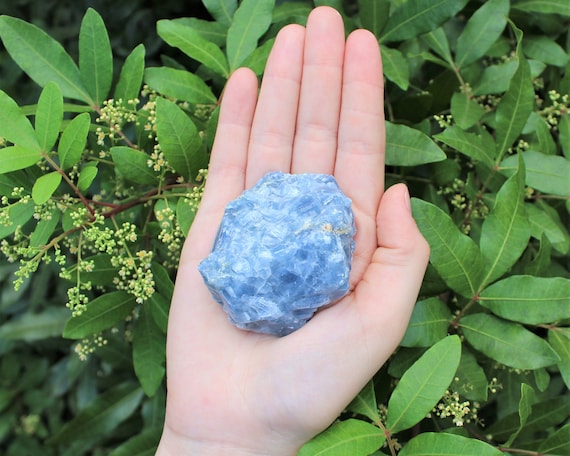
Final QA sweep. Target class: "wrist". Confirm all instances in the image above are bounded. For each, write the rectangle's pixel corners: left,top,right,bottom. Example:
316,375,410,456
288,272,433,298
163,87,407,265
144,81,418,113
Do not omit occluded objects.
156,425,301,456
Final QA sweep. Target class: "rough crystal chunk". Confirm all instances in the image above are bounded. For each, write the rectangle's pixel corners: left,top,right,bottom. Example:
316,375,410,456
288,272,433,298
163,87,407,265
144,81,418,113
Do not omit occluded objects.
198,171,356,336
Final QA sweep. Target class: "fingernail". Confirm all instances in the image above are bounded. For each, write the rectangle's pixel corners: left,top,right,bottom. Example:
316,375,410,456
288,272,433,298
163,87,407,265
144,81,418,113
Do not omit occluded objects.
403,184,411,212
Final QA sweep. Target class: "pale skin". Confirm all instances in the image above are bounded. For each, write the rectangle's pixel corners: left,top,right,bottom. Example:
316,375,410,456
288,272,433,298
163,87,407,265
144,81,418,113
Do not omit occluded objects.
156,7,430,456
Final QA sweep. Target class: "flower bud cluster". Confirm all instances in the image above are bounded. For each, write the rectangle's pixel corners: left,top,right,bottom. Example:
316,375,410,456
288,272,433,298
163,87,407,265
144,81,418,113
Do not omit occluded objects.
431,389,479,427
111,249,155,304
95,98,139,146
74,333,108,361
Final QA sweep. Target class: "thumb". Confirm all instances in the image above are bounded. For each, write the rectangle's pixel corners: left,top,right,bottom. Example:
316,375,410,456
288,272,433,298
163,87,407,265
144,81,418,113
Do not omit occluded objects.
274,183,430,430
291,183,430,370
353,183,430,344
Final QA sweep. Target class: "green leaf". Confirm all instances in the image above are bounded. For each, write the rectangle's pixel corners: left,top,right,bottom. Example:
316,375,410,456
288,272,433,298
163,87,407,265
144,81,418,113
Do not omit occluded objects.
110,146,158,185
114,44,146,106
524,35,569,67
495,24,534,158
35,82,63,152
455,348,488,402
435,126,495,168
0,89,40,151
500,151,570,196
58,112,91,170
387,335,461,433
381,46,409,91
226,0,275,70
0,199,34,240
399,432,504,456
559,114,570,158
411,199,484,297
479,276,570,325
504,383,535,447
157,20,229,77
0,15,91,103
176,196,197,238
272,2,311,25
29,209,60,248
460,313,560,369
202,0,237,26
170,18,228,47
380,0,469,43
133,304,165,397
455,0,509,69
400,297,452,348
155,97,206,181
512,0,570,16
421,28,453,66
148,292,170,334
63,291,137,339
538,422,570,455
241,38,274,75
450,92,485,130
79,8,113,106
473,60,518,96
77,164,98,193
151,261,175,301
31,171,61,205
0,146,41,174
347,380,380,423
298,419,384,456
0,307,68,342
548,329,570,390
479,155,530,286
47,383,143,445
108,428,162,456
144,67,217,104
533,114,557,156
81,254,118,286
486,395,570,440
385,122,446,166
359,0,390,38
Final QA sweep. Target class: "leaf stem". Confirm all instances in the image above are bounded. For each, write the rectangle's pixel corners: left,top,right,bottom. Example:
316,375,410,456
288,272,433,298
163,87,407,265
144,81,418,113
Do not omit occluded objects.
42,153,96,217
377,421,397,456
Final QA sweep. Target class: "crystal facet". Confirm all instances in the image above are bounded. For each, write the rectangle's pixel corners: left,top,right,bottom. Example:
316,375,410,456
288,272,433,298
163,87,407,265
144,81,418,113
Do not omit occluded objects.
198,171,356,336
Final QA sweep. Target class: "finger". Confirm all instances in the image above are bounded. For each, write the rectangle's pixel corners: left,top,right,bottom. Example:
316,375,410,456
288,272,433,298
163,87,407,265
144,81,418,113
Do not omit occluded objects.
182,67,258,264
169,69,260,353
334,29,385,285
291,6,345,175
245,24,305,187
273,185,429,428
335,30,384,212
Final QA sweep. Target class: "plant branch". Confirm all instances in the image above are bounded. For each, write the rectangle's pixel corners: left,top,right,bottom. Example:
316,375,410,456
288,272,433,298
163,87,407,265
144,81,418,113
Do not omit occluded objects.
42,153,96,217
377,421,397,456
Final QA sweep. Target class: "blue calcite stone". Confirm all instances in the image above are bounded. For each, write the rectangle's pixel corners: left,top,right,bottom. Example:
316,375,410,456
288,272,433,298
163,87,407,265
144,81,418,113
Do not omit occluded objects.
198,171,356,336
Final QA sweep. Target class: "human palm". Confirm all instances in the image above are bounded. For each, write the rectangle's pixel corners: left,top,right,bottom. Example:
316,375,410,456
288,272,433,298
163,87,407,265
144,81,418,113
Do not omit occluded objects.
157,7,429,455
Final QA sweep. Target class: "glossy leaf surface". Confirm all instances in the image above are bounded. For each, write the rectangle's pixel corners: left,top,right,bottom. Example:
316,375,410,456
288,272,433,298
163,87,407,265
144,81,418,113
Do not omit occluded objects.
460,313,560,369
155,97,207,181
79,8,113,106
63,291,137,339
399,432,504,456
226,0,274,70
479,276,570,324
386,122,446,166
35,82,63,152
0,15,91,103
412,199,484,297
298,419,384,456
387,336,461,433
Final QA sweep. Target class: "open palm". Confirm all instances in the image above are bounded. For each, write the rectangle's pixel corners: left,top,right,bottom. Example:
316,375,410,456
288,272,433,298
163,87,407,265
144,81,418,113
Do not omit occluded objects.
157,7,429,455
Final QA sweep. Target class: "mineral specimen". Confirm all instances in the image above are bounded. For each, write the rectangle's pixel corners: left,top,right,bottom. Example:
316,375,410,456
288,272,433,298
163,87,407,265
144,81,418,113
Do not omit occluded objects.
198,171,356,336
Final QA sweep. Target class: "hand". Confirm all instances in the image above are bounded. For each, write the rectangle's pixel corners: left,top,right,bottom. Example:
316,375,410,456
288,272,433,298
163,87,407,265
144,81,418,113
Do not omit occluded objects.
156,7,429,455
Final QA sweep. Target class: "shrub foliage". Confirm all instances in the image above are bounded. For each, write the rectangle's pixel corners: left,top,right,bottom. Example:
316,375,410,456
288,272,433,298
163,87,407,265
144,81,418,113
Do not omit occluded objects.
0,0,569,454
